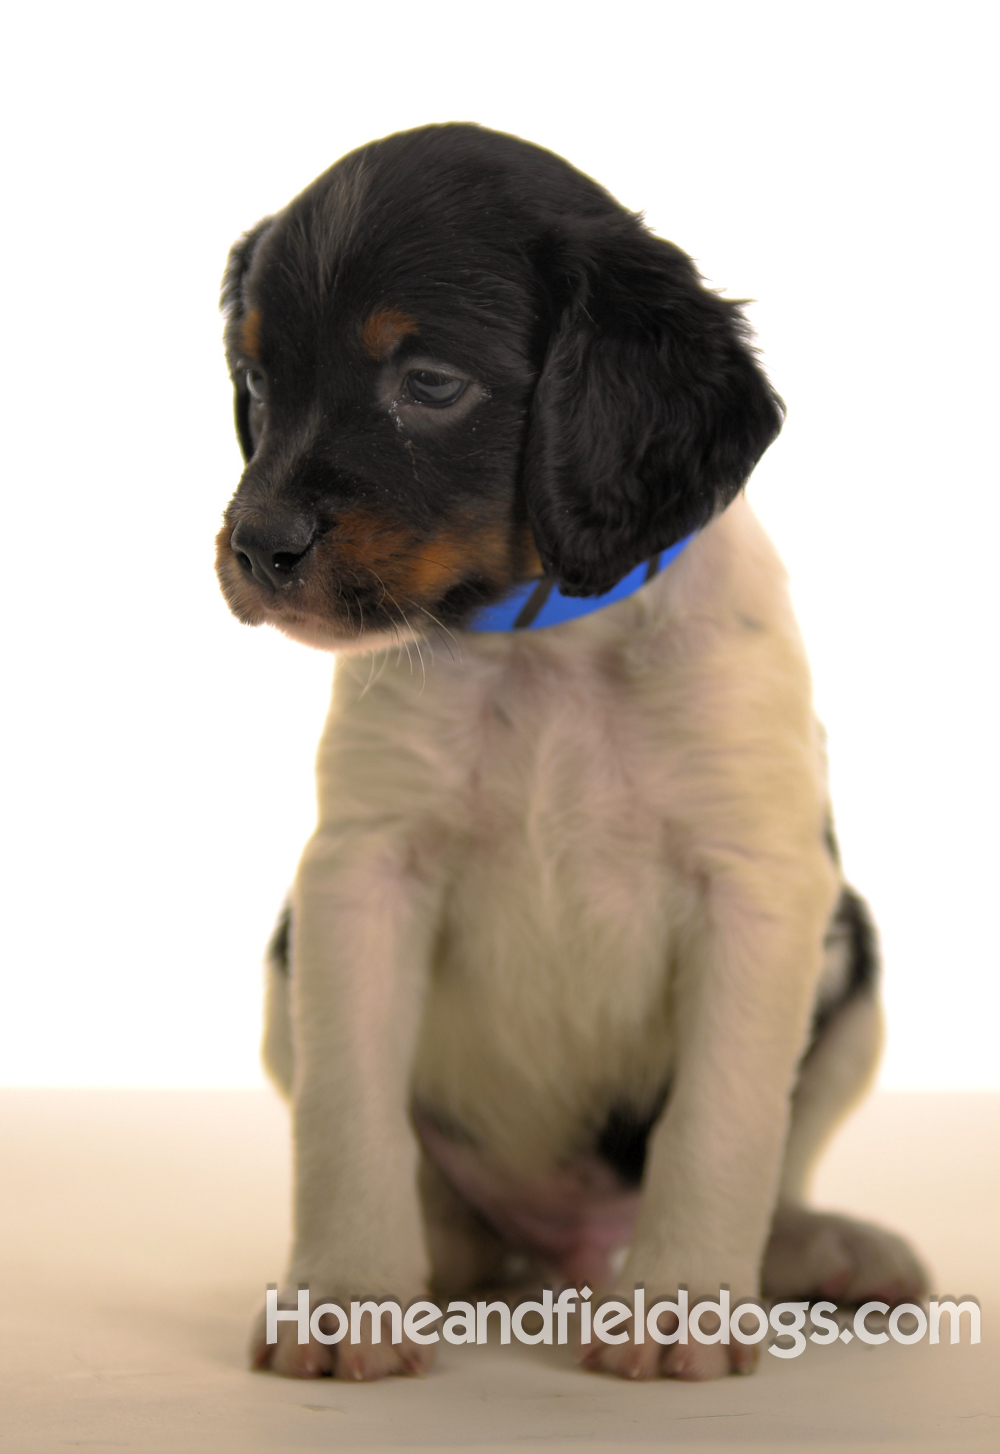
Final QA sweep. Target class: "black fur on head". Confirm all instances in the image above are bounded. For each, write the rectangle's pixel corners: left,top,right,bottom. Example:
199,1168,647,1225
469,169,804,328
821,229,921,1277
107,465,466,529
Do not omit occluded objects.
216,123,783,647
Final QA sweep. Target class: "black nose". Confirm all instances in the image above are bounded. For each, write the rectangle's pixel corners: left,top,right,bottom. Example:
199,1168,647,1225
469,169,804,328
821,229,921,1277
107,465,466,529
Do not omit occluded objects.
230,518,317,589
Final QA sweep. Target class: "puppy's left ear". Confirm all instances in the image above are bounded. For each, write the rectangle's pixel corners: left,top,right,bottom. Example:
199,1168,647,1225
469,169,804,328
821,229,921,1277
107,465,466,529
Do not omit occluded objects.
524,221,784,596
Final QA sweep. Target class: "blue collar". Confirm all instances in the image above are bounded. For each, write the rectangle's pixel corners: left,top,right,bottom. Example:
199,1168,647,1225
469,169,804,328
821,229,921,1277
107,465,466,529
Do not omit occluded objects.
465,534,695,632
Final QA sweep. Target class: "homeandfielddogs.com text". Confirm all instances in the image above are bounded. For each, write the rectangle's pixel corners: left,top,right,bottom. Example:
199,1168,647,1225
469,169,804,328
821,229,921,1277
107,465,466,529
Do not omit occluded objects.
266,1287,979,1359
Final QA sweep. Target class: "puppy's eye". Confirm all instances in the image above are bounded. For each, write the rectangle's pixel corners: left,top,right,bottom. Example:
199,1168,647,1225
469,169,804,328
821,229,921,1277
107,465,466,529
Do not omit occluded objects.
404,370,466,407
246,368,268,403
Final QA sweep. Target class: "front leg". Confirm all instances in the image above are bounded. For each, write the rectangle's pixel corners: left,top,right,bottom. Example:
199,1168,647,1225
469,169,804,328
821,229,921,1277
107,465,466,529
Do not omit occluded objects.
255,825,446,1379
583,851,839,1381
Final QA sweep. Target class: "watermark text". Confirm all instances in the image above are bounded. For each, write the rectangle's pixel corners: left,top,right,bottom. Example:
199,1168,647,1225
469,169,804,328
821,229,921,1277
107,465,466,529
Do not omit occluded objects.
265,1286,980,1357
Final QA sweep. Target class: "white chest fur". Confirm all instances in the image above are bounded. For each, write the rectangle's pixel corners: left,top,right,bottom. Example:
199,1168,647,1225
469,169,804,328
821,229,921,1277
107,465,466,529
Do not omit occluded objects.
306,498,828,1175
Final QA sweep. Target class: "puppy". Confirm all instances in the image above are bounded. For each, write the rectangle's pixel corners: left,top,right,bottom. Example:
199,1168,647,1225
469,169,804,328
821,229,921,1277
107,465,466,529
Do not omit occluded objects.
216,123,927,1381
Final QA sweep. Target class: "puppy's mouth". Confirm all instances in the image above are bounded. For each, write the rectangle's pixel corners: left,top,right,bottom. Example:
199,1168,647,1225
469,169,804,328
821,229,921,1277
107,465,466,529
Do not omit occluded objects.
214,512,517,651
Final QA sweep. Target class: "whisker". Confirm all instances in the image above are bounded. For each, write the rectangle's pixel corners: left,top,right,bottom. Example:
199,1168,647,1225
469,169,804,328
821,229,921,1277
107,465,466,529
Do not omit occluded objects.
407,599,461,663
413,631,427,694
370,644,391,691
359,648,379,699
379,588,426,692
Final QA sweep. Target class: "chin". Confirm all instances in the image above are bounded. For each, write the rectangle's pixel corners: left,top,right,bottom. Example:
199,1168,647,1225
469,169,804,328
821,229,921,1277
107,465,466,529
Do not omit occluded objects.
270,612,421,657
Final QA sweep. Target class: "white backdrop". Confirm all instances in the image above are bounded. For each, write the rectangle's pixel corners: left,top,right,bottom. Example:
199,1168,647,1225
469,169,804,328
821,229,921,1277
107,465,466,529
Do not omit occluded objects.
1,2,996,1088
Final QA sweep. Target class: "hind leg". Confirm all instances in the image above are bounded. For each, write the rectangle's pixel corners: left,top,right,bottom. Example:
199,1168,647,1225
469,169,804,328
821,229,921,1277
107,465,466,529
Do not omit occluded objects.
764,983,928,1302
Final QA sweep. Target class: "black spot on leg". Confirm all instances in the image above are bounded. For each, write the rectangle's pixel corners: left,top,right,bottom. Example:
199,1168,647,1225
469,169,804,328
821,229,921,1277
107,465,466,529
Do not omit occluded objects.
806,885,880,1052
835,885,879,999
595,1084,669,1186
267,903,291,975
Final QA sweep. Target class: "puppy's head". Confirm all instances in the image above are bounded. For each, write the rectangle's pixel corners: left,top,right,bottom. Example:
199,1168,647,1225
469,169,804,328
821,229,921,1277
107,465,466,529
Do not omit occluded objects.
217,124,782,649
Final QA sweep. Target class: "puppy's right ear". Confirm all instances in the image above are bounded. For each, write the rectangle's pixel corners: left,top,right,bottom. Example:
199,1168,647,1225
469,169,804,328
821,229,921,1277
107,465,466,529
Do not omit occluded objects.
220,218,273,462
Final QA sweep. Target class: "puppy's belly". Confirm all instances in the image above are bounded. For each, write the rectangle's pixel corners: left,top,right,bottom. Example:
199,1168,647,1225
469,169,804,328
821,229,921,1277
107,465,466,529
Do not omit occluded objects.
415,1108,641,1287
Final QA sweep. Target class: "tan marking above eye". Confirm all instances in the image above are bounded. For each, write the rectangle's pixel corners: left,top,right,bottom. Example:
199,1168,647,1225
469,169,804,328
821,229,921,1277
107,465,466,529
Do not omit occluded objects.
360,307,418,360
241,308,262,359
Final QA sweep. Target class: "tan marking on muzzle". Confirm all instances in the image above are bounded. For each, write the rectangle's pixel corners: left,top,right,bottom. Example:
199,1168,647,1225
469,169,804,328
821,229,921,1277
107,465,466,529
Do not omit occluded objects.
216,504,517,638
333,512,509,602
402,536,478,597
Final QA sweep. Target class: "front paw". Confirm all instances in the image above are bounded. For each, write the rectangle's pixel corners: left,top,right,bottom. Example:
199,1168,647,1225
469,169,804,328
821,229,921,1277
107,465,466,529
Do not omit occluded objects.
577,1296,759,1382
249,1294,435,1381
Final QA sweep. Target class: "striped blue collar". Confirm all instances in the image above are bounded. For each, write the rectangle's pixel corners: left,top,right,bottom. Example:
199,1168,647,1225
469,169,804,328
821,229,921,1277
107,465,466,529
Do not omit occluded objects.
465,534,694,633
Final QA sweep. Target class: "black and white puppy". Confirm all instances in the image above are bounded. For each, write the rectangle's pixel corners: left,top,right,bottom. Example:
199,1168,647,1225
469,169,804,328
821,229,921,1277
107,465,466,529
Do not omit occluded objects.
216,123,926,1381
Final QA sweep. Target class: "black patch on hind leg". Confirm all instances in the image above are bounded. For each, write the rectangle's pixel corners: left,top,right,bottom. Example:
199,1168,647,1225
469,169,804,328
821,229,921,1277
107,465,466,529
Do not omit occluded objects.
807,885,880,1050
837,886,879,998
267,902,291,975
595,1084,669,1186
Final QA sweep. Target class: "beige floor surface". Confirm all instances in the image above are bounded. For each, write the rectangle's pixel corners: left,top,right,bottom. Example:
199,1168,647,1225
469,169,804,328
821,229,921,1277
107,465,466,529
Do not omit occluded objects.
0,1088,996,1454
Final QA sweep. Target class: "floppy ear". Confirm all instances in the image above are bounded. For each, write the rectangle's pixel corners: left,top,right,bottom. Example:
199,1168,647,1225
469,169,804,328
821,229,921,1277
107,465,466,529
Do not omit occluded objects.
220,217,274,462
524,221,784,596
